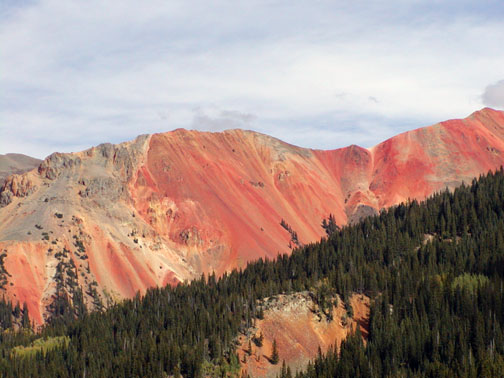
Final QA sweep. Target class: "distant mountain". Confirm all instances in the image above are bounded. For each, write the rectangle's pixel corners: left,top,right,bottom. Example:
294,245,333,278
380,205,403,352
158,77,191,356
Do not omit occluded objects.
0,153,41,186
0,108,503,324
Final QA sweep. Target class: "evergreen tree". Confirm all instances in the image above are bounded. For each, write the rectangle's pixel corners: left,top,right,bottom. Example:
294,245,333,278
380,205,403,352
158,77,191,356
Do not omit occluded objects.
271,339,279,365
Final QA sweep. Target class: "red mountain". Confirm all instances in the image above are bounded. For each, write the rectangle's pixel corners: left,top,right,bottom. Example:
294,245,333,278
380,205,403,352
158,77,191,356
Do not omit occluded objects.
0,108,503,324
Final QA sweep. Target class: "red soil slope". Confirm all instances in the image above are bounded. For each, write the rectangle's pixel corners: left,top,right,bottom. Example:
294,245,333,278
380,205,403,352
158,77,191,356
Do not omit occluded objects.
0,108,503,323
237,293,369,377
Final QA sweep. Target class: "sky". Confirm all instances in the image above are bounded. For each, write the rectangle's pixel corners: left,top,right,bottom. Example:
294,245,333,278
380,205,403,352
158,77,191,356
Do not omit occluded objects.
1,0,504,159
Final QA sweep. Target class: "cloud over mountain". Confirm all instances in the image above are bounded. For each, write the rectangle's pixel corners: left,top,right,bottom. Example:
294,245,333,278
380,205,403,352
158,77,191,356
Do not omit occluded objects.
483,80,504,108
1,1,503,157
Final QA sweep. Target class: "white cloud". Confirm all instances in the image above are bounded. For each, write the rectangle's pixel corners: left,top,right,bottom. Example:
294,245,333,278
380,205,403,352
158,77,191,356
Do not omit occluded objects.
482,80,504,108
192,108,256,131
1,0,504,158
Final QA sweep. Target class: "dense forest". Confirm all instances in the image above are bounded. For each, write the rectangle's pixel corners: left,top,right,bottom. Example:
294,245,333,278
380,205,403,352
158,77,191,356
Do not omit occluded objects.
2,168,504,376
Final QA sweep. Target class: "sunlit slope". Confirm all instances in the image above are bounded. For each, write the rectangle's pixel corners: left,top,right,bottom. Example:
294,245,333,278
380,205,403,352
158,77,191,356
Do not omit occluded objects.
0,108,503,323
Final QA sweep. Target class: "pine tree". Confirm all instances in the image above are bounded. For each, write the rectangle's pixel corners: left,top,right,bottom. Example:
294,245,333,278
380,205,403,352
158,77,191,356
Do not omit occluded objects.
254,332,264,347
21,302,30,328
280,360,288,377
270,338,279,365
257,306,264,320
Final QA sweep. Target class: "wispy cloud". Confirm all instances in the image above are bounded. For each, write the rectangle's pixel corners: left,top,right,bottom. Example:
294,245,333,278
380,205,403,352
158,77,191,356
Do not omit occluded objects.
1,0,504,158
483,80,504,108
192,108,256,131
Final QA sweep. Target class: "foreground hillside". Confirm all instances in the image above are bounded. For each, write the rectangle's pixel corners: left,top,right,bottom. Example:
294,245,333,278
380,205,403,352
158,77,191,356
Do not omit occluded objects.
1,108,504,323
1,165,504,376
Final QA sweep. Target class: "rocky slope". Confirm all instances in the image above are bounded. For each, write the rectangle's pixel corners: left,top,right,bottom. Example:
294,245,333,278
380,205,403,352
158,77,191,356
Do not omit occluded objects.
237,293,369,377
0,108,504,324
0,154,41,186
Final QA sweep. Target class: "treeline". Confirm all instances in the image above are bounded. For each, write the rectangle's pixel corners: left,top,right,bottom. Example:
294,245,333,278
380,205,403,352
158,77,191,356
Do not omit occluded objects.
2,169,504,376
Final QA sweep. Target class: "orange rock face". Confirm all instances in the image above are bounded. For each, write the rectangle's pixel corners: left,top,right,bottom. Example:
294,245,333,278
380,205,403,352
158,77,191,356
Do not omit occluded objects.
0,108,503,323
237,293,370,378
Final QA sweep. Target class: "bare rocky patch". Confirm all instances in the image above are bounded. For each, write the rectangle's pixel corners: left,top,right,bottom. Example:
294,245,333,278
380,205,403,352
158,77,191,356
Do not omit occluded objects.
237,292,369,377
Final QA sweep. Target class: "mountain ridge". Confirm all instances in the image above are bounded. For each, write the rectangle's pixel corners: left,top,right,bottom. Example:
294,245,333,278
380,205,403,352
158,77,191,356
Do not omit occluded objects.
1,107,504,324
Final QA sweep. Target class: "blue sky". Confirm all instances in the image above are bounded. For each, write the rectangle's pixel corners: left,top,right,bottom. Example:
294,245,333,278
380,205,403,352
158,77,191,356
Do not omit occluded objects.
1,0,504,158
